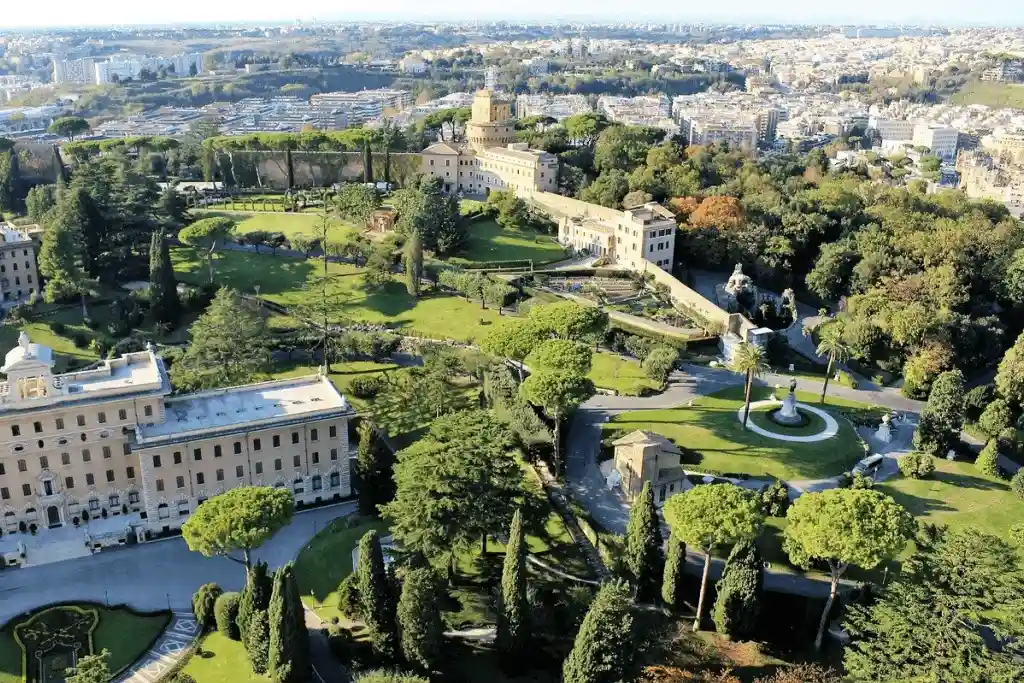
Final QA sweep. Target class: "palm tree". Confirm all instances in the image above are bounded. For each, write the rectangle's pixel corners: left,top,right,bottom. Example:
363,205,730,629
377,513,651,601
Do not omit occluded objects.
732,342,769,426
815,323,851,404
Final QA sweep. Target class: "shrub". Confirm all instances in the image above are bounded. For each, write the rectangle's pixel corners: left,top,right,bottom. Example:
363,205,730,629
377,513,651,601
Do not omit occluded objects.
850,472,876,489
214,591,241,639
975,441,1002,478
326,624,353,662
642,346,678,382
349,376,384,399
623,335,652,361
835,370,857,389
898,452,936,479
978,398,1013,438
1011,469,1024,500
963,383,994,422
71,331,90,349
1010,523,1024,547
757,480,790,517
50,321,67,335
192,583,223,630
337,572,361,619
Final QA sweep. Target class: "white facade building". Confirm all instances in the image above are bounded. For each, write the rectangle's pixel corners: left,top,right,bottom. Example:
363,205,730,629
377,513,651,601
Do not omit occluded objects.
912,124,959,162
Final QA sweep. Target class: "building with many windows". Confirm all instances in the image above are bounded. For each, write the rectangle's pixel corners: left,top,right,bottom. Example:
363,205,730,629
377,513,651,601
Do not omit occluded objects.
0,224,39,304
0,333,352,565
420,90,558,196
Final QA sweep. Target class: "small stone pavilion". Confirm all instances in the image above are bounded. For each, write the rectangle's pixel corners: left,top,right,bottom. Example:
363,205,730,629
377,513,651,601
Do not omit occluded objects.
612,430,688,506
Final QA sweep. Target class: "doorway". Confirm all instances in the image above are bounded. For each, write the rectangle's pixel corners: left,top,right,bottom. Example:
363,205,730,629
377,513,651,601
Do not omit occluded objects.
46,506,61,528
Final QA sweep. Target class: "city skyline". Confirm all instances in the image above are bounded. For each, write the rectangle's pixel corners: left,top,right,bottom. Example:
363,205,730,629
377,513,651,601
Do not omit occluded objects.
2,1,1024,29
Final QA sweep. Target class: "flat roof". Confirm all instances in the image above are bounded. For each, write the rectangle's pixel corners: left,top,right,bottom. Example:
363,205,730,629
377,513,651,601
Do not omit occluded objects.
135,374,351,446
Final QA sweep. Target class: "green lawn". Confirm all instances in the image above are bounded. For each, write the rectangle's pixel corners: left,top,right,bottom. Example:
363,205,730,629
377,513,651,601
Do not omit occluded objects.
0,318,99,372
171,247,509,342
951,80,1024,108
0,604,170,683
587,353,662,396
192,210,361,243
602,385,868,480
877,458,1024,549
448,218,567,266
746,403,828,437
181,631,267,683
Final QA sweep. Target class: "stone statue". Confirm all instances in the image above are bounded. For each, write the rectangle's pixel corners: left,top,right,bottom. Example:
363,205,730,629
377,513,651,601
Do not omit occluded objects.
775,378,802,425
18,331,29,350
724,263,753,296
874,414,893,444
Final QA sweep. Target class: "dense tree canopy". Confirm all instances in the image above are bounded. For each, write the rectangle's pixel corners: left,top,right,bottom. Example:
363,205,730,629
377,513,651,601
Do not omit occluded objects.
181,486,294,571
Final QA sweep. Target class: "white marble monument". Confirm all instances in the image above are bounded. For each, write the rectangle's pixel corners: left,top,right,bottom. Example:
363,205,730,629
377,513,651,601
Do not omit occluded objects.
774,378,803,425
875,414,893,444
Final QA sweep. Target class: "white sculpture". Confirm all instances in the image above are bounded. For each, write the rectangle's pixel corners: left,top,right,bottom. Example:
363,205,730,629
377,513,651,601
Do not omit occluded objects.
875,414,893,444
775,378,803,425
724,263,754,297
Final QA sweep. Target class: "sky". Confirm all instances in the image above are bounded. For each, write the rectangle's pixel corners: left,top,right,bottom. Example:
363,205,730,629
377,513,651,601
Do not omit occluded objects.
1,0,1022,29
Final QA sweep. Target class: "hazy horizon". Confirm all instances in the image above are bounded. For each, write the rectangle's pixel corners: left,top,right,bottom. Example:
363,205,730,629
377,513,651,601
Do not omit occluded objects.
1,0,1023,30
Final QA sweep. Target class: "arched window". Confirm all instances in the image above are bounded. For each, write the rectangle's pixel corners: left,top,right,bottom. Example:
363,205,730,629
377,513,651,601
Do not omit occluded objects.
157,503,170,520
311,475,322,491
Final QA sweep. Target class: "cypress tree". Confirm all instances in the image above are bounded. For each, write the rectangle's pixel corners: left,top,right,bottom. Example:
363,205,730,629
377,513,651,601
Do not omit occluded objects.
149,228,181,324
239,562,272,647
356,421,395,515
363,140,374,184
245,608,270,674
662,532,686,611
562,580,636,683
496,509,528,667
624,481,664,603
397,568,444,673
403,229,422,297
357,530,399,661
267,563,310,683
383,148,391,188
712,540,764,640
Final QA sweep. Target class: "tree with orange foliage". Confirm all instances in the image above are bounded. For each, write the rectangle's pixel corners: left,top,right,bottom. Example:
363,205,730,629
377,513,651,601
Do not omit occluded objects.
667,196,699,219
687,196,744,231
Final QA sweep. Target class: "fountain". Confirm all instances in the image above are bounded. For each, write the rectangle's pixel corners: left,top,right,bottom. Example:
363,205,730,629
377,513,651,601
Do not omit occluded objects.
772,378,805,426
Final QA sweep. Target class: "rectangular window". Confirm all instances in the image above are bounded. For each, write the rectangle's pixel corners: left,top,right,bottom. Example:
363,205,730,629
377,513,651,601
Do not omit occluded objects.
255,462,263,475
273,435,281,448
10,425,19,437
176,476,185,489
236,465,244,478
311,452,319,464
77,415,85,427
153,455,161,467
86,473,95,486
158,504,169,518
329,425,337,438
330,448,338,461
310,428,318,442
22,484,31,496
292,432,299,444
293,455,301,467
126,466,135,479
33,421,42,433
173,451,182,465
233,441,242,455
216,469,224,482
106,469,115,483
214,445,222,458
193,448,202,461
82,449,91,462
55,418,65,430
1,488,8,500
129,491,140,504
144,405,153,418
118,409,127,421
66,476,75,489
98,412,106,424
253,438,261,451
102,446,111,459
274,458,282,471
61,453,70,466
156,479,164,492
39,455,48,469
123,443,131,456
196,473,205,485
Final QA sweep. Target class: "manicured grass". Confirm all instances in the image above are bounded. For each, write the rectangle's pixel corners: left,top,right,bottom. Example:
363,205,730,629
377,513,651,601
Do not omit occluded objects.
192,210,361,243
180,631,267,683
294,515,392,623
587,353,661,396
0,604,170,683
876,458,1024,549
602,385,868,480
0,318,99,372
448,218,567,266
746,403,828,437
171,247,509,342
951,80,1024,108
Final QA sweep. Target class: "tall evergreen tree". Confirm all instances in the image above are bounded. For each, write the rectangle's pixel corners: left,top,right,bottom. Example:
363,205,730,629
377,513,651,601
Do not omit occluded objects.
357,530,399,661
712,540,764,640
237,561,272,638
914,369,966,456
148,229,181,324
245,607,270,674
38,190,92,314
267,563,310,683
159,184,188,227
624,481,665,602
404,228,423,297
356,420,395,515
397,568,444,673
496,509,528,666
363,140,374,184
562,580,637,683
661,532,686,611
383,148,391,188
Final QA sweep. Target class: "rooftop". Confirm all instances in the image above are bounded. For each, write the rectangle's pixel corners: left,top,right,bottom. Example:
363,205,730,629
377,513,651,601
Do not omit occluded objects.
135,374,350,445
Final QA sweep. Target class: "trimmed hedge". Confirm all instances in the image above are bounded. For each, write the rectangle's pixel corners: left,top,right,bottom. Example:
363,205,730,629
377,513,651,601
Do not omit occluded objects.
214,591,241,640
192,583,223,631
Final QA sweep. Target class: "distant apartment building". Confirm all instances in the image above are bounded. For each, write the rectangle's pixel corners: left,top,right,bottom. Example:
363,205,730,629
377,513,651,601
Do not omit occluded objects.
514,94,592,121
680,115,759,150
309,89,411,125
871,118,915,141
957,150,1024,205
912,125,959,162
399,56,427,74
54,54,203,85
0,106,60,136
981,61,1023,83
599,95,675,133
52,58,96,85
420,90,558,196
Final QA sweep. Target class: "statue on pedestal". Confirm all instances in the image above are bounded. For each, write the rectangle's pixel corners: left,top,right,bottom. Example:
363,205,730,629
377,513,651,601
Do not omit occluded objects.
875,414,893,444
775,378,803,425
725,263,754,297
721,263,756,313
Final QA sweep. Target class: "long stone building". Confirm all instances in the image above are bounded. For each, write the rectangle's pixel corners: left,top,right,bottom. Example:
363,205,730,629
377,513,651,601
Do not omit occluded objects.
0,332,351,565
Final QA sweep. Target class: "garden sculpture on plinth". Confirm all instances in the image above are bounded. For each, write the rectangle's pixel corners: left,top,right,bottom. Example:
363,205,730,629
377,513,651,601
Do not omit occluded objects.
775,378,803,426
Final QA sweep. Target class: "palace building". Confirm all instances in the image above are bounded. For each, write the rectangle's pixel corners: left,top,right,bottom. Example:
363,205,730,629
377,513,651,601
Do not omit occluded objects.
420,90,559,196
0,332,352,565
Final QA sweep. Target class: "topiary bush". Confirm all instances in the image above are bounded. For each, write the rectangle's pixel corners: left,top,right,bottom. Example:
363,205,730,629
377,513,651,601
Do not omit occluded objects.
898,452,936,480
975,441,1002,478
214,591,241,639
192,582,223,631
326,624,353,663
963,383,994,422
1011,469,1024,500
337,572,361,619
978,398,1013,439
757,480,790,517
349,376,384,399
